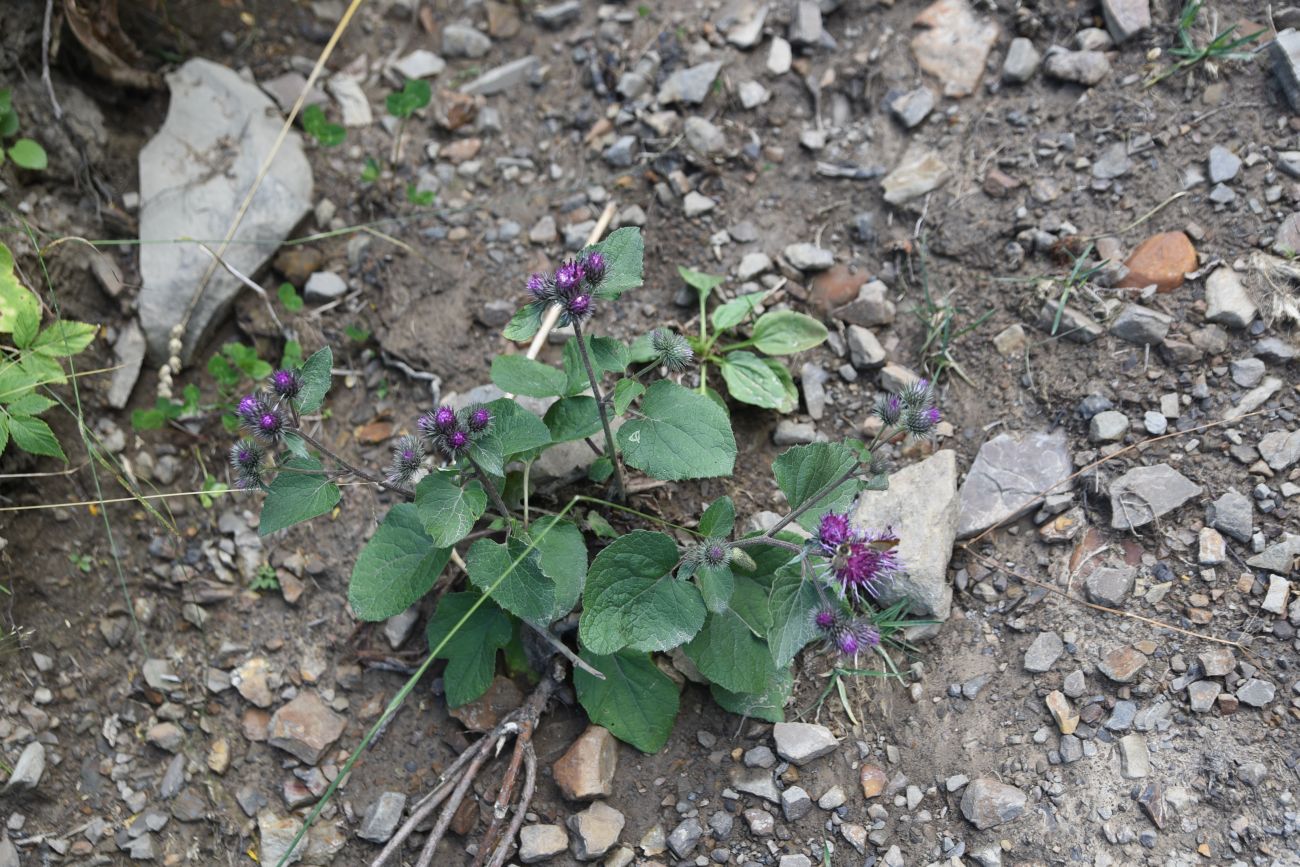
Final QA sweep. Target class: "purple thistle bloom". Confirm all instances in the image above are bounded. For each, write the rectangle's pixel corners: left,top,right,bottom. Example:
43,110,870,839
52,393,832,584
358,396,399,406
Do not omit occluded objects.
814,608,837,631
817,512,855,551
526,272,554,302
566,293,592,320
555,259,584,291
237,393,264,424
925,406,941,425
253,409,286,444
835,621,881,656
444,429,469,454
467,406,492,433
581,250,607,284
435,405,457,431
873,393,903,426
829,533,900,602
386,435,425,484
703,540,729,567
230,439,266,490
270,368,302,400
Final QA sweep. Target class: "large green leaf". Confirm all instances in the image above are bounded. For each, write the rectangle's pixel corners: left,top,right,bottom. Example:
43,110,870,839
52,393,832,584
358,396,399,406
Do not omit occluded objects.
31,321,96,357
503,307,541,342
586,227,643,300
761,357,799,413
415,472,487,547
543,396,602,443
695,563,734,614
711,289,771,332
579,530,705,655
7,413,63,460
765,566,823,668
611,378,644,415
426,592,513,708
348,503,451,620
684,608,772,694
487,398,551,457
491,355,567,398
575,649,679,753
258,456,341,535
527,516,588,622
771,441,861,532
751,311,828,355
617,381,735,481
466,429,505,478
465,537,556,625
0,246,40,338
296,347,333,413
5,393,54,415
710,667,792,723
719,350,787,409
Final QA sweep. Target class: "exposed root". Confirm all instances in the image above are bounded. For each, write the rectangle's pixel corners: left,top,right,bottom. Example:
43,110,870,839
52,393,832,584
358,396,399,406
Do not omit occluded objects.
1246,252,1300,326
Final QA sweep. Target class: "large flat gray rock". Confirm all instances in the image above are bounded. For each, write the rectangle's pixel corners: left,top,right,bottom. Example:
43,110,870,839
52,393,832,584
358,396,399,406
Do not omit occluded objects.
957,430,1072,538
1109,464,1202,531
138,59,313,362
853,449,958,626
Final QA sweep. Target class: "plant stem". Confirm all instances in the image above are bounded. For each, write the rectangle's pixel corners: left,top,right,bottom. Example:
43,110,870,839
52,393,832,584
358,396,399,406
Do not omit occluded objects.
764,460,863,538
466,454,512,521
571,320,626,502
296,429,414,499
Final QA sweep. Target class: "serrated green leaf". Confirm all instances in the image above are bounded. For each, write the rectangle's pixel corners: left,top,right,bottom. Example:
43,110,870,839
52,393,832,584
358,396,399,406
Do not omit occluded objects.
416,472,487,547
765,566,822,668
719,350,786,409
11,304,38,348
698,496,735,538
426,592,513,707
611,378,644,415
730,575,774,634
617,380,735,481
465,537,556,625
32,320,96,357
296,346,333,413
486,397,551,457
0,247,40,338
282,431,310,460
695,563,734,614
8,139,47,171
7,413,63,460
0,416,8,455
527,517,588,622
751,310,828,355
710,667,792,723
18,352,65,387
575,649,679,753
503,307,541,341
586,227,643,300
579,530,705,655
771,441,861,532
684,609,772,694
466,429,505,477
711,289,771,332
258,456,341,535
5,392,55,415
0,360,35,403
543,396,601,442
491,354,567,398
348,503,451,620
761,357,798,413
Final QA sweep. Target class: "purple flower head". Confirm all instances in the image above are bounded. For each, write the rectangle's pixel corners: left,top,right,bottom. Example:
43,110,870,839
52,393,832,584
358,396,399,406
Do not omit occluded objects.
901,378,934,410
555,259,584,291
873,393,903,426
580,250,607,284
835,621,880,656
902,404,942,439
237,393,265,424
702,539,729,567
230,439,266,490
254,409,286,443
467,406,493,433
443,429,469,455
526,272,555,303
817,512,855,552
270,368,302,400
386,435,425,485
435,405,457,431
825,529,901,603
565,293,592,321
925,406,941,425
814,608,837,631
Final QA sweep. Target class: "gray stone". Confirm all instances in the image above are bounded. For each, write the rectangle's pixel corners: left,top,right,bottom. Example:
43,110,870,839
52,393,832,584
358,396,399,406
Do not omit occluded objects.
108,320,146,409
1089,410,1129,443
326,75,371,126
724,1,768,49
1272,29,1300,113
1118,734,1150,779
1262,575,1290,615
1208,145,1242,184
767,37,792,75
783,242,834,271
787,1,822,45
1238,762,1268,786
1063,670,1086,698
667,818,702,858
1110,304,1171,344
461,56,540,95
1109,464,1202,531
268,692,346,765
960,779,1027,830
303,271,347,303
1092,142,1133,179
889,87,935,129
0,837,17,867
1255,336,1297,361
1102,0,1150,42
2,742,45,792
846,325,886,369
956,429,1072,538
818,785,846,810
139,59,313,361
357,792,406,843
707,809,733,839
1143,411,1167,435
1236,678,1276,707
1204,268,1258,328
1230,357,1266,388
853,450,959,625
1226,376,1283,421
736,252,772,281
1024,631,1064,673
684,117,726,156
780,857,813,867
535,0,581,28
781,785,813,821
1188,680,1220,712
882,150,950,205
743,808,775,836
567,802,624,861
519,825,568,863
683,192,716,217
658,61,723,105
602,135,637,168
1085,566,1136,608
743,745,775,768
1258,429,1300,471
738,80,770,108
259,72,326,114
442,24,491,58
258,811,307,865
1003,37,1041,83
773,722,837,765
834,280,896,327
1105,700,1138,731
773,420,817,446
731,769,780,803
394,49,446,80
1043,47,1111,86
1037,302,1103,342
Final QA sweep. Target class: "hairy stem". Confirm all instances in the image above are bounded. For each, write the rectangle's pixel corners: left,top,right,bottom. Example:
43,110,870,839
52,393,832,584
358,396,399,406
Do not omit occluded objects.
466,454,511,521
296,429,414,499
571,320,626,502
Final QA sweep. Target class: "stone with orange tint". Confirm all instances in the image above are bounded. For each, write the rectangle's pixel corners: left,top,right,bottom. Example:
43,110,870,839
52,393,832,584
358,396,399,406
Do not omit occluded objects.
1119,232,1197,293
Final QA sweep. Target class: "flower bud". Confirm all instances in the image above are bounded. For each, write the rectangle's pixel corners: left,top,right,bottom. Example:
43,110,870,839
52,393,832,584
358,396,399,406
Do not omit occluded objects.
651,329,694,372
270,368,302,400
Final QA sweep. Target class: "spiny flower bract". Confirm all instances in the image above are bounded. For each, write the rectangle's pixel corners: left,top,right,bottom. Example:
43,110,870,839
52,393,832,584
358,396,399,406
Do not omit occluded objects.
229,439,266,490
386,435,425,485
651,329,694,372
270,368,302,400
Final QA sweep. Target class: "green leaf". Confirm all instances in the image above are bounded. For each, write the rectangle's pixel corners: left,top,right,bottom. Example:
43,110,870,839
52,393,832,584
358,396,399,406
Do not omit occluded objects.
503,307,541,342
281,339,304,370
491,354,567,398
386,78,432,117
0,248,40,338
465,537,556,625
7,413,64,460
0,108,16,138
543,396,601,443
579,530,705,655
772,441,861,532
349,503,451,620
301,105,346,147
282,431,309,460
719,350,787,410
684,609,771,694
751,310,828,355
588,457,613,482
527,517,588,622
695,564,734,614
575,649,679,753
627,331,656,364
11,305,38,349
586,510,618,539
562,336,629,395
487,398,551,457
730,574,774,635
296,346,333,413
698,496,735,538
416,472,487,547
18,352,65,387
278,282,305,312
711,289,771,332
761,357,799,413
258,456,341,535
765,566,823,668
465,429,505,477
677,265,725,303
710,667,792,723
426,592,513,707
0,360,35,403
5,392,55,415
611,378,644,415
360,157,381,183
617,380,736,481
8,139,47,171
32,320,96,357
207,353,240,388
0,416,8,454
585,227,643,300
